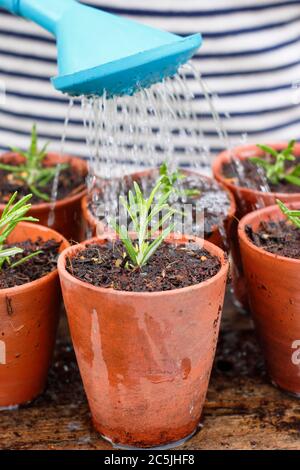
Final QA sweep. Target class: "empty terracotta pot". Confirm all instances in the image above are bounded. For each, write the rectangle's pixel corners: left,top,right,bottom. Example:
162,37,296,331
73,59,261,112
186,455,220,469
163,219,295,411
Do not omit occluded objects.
239,202,300,396
213,142,300,308
0,222,69,408
0,152,88,241
58,235,229,448
81,169,236,250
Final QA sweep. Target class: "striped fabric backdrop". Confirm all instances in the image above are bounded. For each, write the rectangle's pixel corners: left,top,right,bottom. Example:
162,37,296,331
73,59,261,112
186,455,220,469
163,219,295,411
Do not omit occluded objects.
0,0,300,162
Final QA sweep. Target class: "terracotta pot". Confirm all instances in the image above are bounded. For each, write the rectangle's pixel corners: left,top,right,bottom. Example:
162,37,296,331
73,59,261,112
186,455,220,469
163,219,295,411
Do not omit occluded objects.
58,235,229,448
0,222,69,407
81,169,236,250
213,142,300,308
0,152,88,242
238,202,300,396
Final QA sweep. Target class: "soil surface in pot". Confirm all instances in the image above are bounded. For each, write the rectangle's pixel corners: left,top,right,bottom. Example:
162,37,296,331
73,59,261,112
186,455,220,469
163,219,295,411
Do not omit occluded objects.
0,238,61,288
0,158,86,204
222,157,300,193
89,172,232,238
246,221,300,259
67,241,221,292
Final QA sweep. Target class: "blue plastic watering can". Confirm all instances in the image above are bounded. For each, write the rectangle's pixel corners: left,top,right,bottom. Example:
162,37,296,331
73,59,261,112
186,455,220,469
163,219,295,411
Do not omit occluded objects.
0,0,202,97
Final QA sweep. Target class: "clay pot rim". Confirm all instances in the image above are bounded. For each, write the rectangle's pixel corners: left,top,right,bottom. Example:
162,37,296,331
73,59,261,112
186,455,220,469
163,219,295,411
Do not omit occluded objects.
213,142,300,200
0,221,69,295
0,152,88,211
58,234,229,297
81,167,236,233
238,201,300,265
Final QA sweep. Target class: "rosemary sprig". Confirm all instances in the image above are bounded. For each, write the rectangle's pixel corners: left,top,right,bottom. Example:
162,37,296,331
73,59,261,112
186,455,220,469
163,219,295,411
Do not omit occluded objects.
0,124,68,201
250,140,300,187
110,179,177,269
0,192,42,271
159,162,201,199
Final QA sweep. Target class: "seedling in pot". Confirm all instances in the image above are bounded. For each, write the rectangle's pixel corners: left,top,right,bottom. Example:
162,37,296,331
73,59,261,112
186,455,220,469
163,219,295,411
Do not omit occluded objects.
250,140,300,187
159,162,201,199
276,199,300,229
110,178,178,269
0,192,42,270
0,124,69,202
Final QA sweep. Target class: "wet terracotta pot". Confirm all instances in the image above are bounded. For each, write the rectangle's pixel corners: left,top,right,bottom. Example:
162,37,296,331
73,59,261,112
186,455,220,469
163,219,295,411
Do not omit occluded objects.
0,152,88,242
0,222,69,408
81,168,236,250
58,235,229,448
238,202,300,396
213,143,300,308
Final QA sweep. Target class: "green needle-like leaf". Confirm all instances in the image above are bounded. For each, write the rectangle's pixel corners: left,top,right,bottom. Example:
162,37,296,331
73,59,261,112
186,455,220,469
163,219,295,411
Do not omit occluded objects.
256,144,278,158
277,199,300,229
110,179,176,269
249,157,271,169
289,164,300,177
158,162,200,200
10,250,43,269
284,174,300,187
0,163,28,173
0,247,24,259
0,192,42,271
29,124,38,157
141,223,175,267
29,185,51,202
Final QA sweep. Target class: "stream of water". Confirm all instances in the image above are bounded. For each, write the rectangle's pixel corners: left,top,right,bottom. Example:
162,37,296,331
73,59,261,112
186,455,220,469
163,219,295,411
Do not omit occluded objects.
48,61,271,239
81,72,210,179
187,62,271,200
79,64,230,229
47,98,74,227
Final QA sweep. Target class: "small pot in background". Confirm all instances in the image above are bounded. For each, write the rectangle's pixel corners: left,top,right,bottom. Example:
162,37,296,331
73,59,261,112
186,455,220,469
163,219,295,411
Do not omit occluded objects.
0,152,88,242
0,222,69,408
238,202,300,396
213,143,300,309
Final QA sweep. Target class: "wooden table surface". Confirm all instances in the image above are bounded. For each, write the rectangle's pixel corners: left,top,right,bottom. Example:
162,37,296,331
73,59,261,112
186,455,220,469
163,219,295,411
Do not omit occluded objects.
1,293,299,451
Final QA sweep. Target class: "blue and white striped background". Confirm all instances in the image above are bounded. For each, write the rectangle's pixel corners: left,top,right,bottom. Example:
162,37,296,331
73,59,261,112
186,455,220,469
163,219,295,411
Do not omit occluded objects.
0,0,300,161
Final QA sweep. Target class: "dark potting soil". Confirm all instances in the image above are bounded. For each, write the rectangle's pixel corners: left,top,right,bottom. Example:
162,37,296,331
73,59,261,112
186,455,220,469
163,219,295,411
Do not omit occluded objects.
0,238,61,288
0,161,86,205
88,171,232,238
67,240,222,292
222,156,300,194
246,220,300,260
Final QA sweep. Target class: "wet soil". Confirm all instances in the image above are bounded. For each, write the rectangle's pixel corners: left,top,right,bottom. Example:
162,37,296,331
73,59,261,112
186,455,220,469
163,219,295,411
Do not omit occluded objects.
222,156,300,194
0,157,86,204
66,240,221,292
246,220,300,260
88,171,232,238
0,238,61,288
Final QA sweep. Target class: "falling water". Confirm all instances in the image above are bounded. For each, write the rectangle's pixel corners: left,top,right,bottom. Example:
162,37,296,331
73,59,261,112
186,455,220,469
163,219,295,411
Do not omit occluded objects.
79,60,273,243
80,66,218,228
47,98,74,226
185,62,231,151
0,404,19,411
187,62,273,220
188,63,271,191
